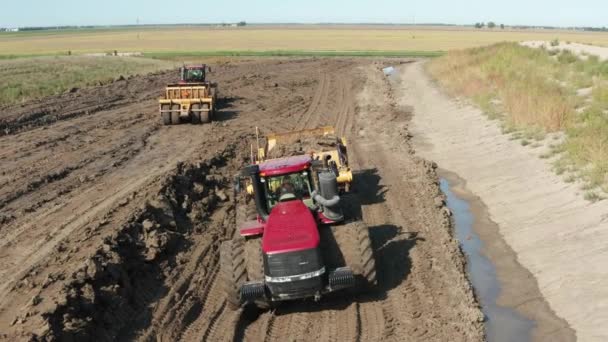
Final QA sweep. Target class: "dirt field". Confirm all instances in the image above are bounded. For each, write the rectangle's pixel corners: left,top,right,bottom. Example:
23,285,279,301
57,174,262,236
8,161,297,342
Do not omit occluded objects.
0,58,482,341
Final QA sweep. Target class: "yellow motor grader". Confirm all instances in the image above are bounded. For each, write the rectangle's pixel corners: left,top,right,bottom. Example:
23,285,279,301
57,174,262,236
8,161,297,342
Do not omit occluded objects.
159,65,218,125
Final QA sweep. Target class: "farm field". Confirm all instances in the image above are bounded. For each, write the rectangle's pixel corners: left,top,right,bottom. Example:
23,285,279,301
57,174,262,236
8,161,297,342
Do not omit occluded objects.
2,25,608,57
0,56,175,106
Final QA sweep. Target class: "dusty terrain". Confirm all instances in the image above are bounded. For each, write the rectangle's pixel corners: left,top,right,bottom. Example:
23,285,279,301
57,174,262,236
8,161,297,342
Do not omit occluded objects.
0,58,482,341
522,40,608,60
408,60,606,341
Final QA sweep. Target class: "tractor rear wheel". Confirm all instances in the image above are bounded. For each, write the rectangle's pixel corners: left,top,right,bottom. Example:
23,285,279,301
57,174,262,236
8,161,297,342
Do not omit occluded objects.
161,105,171,125
245,237,270,309
219,238,247,310
245,238,264,280
170,104,181,125
236,196,257,228
191,104,202,124
331,221,377,293
201,103,211,123
211,89,218,120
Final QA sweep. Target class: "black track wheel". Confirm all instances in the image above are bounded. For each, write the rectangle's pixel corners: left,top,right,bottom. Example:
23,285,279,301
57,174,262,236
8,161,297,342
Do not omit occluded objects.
170,104,181,125
245,237,270,309
245,238,264,280
219,238,247,310
191,104,202,124
236,196,257,228
333,221,377,292
201,103,211,123
161,104,171,125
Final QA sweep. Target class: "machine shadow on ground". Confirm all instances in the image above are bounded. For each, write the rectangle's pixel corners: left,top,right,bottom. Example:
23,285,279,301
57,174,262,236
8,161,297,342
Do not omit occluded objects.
368,225,422,292
214,96,243,122
353,168,387,205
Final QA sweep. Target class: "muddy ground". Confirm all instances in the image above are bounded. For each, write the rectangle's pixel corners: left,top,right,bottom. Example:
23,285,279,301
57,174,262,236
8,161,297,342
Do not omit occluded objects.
0,58,483,341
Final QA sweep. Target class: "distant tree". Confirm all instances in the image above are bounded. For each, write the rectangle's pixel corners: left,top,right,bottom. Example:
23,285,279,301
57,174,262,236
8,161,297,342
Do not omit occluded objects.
475,22,484,29
237,21,247,27
500,24,505,29
488,22,496,29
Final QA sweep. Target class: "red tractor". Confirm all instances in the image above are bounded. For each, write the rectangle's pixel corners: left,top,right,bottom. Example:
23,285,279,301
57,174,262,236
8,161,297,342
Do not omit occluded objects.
220,153,377,309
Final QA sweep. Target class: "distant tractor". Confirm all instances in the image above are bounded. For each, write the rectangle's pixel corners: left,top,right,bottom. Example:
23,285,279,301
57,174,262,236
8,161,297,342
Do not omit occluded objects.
220,127,376,309
159,65,218,125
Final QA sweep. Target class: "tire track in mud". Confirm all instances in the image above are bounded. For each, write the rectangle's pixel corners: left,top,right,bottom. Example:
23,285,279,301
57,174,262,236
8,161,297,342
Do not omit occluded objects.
0,58,483,342
0,59,325,339
295,73,329,130
178,270,227,341
232,63,363,342
0,125,211,305
165,60,363,341
138,60,364,341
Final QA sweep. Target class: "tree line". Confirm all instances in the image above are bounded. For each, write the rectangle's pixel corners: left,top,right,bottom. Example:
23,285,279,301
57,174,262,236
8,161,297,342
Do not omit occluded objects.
474,22,504,29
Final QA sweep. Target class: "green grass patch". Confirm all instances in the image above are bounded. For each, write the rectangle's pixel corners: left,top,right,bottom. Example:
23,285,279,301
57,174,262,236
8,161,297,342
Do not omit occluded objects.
0,49,445,61
0,53,70,60
427,42,608,194
143,50,445,60
584,191,603,202
0,56,175,106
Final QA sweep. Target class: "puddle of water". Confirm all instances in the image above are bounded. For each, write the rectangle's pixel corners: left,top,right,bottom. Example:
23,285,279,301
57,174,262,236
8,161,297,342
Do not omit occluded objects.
440,178,535,342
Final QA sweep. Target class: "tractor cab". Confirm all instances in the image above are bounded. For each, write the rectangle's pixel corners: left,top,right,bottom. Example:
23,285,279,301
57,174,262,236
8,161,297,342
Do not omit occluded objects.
245,154,344,224
180,64,210,84
258,155,315,210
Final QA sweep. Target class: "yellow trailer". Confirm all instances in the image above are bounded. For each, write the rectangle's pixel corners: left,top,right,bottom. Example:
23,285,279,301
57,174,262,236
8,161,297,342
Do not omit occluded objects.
254,126,353,192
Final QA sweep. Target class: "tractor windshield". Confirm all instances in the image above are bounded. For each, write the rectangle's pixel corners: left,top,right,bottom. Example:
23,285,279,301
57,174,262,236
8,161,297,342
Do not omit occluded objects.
261,171,313,210
184,68,205,82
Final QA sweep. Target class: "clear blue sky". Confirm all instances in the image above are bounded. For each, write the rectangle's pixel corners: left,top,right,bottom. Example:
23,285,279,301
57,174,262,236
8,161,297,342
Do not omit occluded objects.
1,0,606,28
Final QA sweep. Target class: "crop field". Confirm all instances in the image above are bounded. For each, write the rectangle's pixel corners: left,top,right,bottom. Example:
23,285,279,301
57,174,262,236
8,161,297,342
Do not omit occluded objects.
2,26,608,57
0,56,175,106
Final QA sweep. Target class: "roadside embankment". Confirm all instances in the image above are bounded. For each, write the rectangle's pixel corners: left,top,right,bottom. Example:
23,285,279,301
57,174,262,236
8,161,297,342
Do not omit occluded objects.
405,59,608,341
426,42,608,199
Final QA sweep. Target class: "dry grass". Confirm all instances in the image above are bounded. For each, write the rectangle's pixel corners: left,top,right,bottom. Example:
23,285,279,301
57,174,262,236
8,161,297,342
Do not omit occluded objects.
428,42,608,195
0,56,175,106
2,26,608,56
427,43,576,131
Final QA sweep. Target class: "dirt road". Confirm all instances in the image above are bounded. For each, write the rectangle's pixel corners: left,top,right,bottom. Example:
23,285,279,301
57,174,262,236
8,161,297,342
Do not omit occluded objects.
0,58,482,341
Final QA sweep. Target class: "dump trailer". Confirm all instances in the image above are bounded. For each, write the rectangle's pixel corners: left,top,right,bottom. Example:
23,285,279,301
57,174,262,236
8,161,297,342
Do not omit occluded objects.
159,65,218,125
220,141,377,310
254,126,353,192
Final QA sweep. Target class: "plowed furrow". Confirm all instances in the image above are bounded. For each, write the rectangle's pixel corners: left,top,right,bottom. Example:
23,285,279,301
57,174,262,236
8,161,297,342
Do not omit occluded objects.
296,73,329,130
179,266,225,341
262,313,277,342
335,303,360,342
358,301,386,341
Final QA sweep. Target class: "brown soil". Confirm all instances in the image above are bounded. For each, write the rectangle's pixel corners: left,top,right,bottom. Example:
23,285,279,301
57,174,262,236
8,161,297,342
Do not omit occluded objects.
0,58,483,341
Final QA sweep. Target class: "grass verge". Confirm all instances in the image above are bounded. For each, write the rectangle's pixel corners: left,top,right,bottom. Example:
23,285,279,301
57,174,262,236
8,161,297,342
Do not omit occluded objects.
0,56,175,106
143,50,444,60
427,42,608,195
